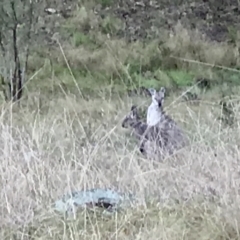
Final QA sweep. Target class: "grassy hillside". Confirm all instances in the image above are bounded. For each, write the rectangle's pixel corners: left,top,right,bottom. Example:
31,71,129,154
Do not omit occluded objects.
1,0,240,239
23,0,240,96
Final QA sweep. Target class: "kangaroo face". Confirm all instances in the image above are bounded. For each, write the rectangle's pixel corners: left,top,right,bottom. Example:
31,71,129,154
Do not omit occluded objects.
148,87,165,108
147,87,166,126
122,105,140,128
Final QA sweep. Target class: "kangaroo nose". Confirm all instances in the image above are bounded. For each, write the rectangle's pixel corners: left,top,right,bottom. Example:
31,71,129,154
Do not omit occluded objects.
139,147,145,154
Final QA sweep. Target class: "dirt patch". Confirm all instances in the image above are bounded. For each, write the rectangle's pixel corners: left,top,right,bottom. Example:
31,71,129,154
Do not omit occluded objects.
97,0,240,42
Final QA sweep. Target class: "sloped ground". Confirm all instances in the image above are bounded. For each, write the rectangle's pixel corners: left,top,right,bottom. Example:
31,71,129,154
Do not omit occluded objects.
96,0,240,42
1,1,240,239
28,0,240,96
40,0,240,45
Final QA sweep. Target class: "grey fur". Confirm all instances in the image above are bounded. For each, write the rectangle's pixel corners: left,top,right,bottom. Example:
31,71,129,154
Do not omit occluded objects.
122,105,147,140
122,106,169,158
147,87,188,153
123,95,188,159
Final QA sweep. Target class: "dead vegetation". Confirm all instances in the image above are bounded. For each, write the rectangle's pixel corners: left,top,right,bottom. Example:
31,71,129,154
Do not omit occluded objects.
0,0,240,239
0,92,240,239
18,0,240,93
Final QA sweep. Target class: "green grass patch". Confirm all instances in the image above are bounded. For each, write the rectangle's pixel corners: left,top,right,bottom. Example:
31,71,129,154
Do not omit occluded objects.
166,70,194,86
71,32,92,47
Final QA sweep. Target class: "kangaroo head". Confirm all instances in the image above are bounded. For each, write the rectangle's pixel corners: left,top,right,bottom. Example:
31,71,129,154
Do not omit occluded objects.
148,87,166,108
122,105,140,128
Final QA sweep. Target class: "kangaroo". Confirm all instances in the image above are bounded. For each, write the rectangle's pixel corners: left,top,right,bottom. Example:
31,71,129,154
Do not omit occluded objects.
122,105,168,158
147,87,188,153
147,87,166,126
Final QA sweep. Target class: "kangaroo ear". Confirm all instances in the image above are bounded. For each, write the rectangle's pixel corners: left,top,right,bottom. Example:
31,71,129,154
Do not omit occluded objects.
159,87,166,100
159,87,166,95
148,88,156,96
130,105,139,118
130,105,137,111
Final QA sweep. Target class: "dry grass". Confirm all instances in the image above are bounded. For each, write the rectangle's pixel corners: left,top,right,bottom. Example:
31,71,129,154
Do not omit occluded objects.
2,5,240,238
28,19,240,84
0,88,240,239
59,22,240,74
